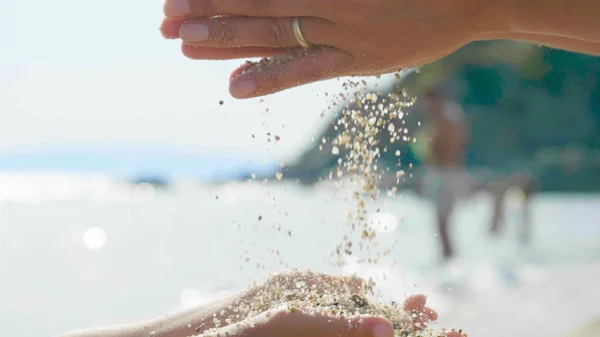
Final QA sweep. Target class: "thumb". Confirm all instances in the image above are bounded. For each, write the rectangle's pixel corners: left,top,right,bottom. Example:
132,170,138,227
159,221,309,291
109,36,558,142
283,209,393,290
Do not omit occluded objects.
198,306,394,337
228,47,356,99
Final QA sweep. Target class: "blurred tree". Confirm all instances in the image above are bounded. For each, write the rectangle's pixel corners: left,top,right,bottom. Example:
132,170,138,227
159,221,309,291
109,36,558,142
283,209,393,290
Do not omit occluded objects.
280,41,600,192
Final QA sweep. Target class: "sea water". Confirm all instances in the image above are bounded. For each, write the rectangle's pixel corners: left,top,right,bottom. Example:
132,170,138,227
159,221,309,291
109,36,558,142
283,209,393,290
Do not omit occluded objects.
1,174,599,337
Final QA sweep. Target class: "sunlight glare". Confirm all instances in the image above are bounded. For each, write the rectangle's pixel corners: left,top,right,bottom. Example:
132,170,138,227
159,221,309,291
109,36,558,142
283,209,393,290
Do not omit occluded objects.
83,227,107,250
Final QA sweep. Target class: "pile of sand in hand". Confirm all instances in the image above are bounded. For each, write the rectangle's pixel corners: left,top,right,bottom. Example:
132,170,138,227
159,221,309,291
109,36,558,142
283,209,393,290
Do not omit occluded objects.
193,271,457,337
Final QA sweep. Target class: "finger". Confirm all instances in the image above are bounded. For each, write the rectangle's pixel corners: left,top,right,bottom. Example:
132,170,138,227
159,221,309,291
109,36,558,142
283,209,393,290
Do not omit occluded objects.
229,47,356,99
341,274,370,293
182,44,290,60
199,306,395,337
402,294,426,313
423,306,438,321
402,295,438,320
411,314,430,331
402,295,439,331
161,18,185,39
179,17,333,48
163,0,324,19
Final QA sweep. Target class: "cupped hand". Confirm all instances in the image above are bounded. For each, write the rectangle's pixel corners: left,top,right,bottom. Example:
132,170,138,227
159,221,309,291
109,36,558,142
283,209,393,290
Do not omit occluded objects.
60,270,461,337
160,0,507,98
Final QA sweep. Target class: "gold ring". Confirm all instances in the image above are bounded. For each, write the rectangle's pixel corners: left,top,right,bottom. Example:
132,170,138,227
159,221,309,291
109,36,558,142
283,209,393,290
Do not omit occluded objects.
292,17,313,49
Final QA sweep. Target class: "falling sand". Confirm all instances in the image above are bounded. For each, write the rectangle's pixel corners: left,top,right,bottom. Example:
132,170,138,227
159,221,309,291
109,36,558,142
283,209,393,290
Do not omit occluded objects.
213,55,465,337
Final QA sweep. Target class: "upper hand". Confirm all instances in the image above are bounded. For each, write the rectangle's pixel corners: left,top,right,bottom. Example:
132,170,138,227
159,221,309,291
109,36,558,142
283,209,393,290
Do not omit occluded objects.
160,0,507,98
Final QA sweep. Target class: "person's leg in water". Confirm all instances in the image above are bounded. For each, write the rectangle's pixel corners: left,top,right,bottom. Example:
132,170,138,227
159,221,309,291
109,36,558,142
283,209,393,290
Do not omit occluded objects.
489,182,507,236
425,169,455,261
437,209,454,260
488,174,535,243
436,181,456,261
519,180,535,244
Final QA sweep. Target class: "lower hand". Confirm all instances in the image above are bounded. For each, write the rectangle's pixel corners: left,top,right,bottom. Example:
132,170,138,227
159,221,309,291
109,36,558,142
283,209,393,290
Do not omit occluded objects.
60,270,462,337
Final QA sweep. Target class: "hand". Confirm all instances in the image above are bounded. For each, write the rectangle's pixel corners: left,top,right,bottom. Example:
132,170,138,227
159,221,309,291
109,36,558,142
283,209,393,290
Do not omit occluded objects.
60,270,462,337
160,0,507,98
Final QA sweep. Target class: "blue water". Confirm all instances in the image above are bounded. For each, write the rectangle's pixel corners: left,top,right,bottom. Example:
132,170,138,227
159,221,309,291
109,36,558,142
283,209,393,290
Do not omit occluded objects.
0,147,278,181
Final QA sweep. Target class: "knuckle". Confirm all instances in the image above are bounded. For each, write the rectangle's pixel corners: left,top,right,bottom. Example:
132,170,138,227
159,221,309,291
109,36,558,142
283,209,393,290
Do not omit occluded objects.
214,21,235,44
265,18,293,46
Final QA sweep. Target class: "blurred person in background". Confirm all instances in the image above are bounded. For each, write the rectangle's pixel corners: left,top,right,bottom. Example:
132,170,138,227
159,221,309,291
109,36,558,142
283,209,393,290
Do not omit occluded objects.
415,85,537,261
415,85,471,261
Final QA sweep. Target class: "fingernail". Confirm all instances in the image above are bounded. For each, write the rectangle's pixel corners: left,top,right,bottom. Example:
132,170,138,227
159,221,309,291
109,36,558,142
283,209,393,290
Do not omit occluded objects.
372,323,394,337
180,22,209,41
231,80,257,98
164,0,190,17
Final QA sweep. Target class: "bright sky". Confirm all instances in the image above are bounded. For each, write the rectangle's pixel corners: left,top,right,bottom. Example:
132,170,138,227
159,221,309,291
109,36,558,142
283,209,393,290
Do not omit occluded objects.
0,0,392,164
